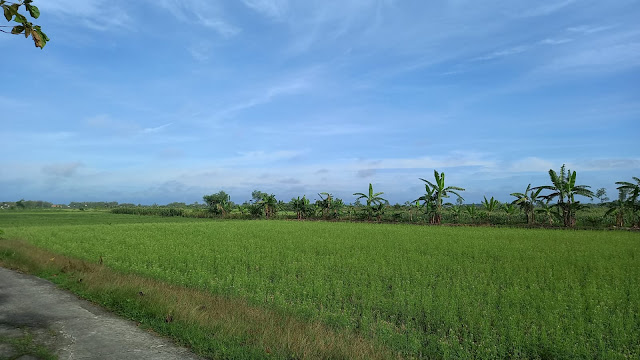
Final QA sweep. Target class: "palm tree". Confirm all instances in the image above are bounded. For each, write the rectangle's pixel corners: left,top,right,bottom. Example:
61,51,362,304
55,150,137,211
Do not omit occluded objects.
420,170,465,224
510,184,543,225
353,183,387,221
535,164,594,227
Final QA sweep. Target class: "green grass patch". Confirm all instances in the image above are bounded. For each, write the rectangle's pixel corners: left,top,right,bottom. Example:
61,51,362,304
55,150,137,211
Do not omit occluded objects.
0,332,58,360
1,211,639,359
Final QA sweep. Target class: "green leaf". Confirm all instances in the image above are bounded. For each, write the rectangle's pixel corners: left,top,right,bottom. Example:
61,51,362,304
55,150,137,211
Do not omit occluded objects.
26,4,39,19
3,5,11,21
11,25,24,34
13,13,27,24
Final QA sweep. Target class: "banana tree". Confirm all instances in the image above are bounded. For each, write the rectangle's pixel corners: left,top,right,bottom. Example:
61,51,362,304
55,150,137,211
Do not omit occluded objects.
535,200,557,226
510,184,543,224
481,196,500,223
605,189,631,227
616,177,640,227
353,183,386,221
259,194,278,219
420,170,465,224
316,192,342,219
466,205,478,224
291,196,311,220
415,183,437,224
535,165,594,227
503,203,518,224
449,205,462,223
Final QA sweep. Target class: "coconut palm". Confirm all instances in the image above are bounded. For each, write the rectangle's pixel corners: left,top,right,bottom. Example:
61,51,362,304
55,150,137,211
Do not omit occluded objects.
420,170,465,224
510,184,543,224
535,164,594,227
353,183,387,221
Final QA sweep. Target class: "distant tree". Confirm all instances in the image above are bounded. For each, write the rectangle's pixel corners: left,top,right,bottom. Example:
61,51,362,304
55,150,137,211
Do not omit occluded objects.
510,184,543,225
420,170,465,224
535,199,557,226
465,205,478,224
481,196,500,215
502,203,518,224
595,188,609,203
605,189,632,227
1,0,48,48
203,191,232,217
535,165,594,227
259,193,278,219
449,204,462,223
353,183,386,221
251,190,269,204
15,199,25,209
290,196,312,220
415,183,437,224
615,177,640,227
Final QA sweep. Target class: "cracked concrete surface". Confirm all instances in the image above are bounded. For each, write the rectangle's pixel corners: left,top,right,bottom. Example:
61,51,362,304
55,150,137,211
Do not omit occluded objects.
0,267,202,359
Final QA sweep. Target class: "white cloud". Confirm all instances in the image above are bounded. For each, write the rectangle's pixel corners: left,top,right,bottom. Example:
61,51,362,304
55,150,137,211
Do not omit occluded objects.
142,123,172,134
568,25,615,35
518,0,576,17
544,42,640,73
509,157,555,173
38,0,133,31
242,0,289,19
42,162,84,178
473,45,529,61
150,0,240,37
539,38,573,45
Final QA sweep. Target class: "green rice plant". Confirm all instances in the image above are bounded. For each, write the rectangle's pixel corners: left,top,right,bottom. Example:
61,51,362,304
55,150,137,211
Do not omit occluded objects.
2,212,638,359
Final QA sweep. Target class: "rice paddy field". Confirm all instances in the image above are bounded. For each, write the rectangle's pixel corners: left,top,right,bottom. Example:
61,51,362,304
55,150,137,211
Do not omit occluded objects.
1,210,639,359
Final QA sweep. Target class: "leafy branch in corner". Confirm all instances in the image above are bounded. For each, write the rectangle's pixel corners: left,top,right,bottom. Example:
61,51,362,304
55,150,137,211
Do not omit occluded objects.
1,0,48,48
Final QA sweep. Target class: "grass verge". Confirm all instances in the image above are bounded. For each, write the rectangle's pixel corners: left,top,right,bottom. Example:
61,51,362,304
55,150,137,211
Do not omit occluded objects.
0,239,394,360
0,332,58,360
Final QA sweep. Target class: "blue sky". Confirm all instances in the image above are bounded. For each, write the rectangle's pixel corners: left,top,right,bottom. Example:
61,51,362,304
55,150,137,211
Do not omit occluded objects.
1,0,639,205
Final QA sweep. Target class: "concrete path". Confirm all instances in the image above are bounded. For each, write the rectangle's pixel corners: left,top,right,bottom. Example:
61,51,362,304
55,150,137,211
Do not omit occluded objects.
0,267,202,360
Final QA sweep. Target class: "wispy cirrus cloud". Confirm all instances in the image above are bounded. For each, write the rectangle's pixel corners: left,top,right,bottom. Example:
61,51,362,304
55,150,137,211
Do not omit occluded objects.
38,0,132,31
242,0,289,20
150,0,240,37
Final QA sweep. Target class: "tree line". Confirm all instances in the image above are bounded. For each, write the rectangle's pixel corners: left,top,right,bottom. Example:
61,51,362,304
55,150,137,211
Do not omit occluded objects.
197,165,639,228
